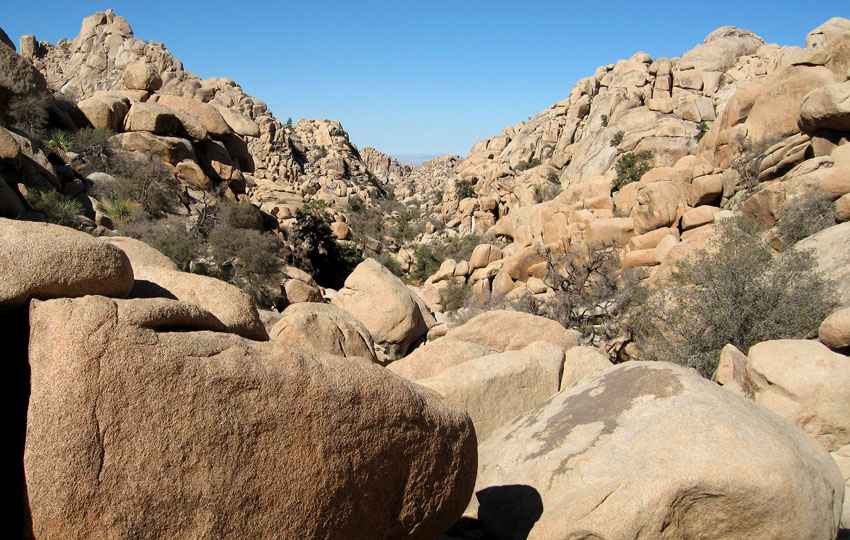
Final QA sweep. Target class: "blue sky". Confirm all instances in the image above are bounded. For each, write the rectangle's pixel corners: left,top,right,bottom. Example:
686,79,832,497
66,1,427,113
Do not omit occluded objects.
2,1,847,159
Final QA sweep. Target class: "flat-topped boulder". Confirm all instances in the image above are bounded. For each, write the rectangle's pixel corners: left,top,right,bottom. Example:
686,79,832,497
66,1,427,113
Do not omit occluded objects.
442,310,580,353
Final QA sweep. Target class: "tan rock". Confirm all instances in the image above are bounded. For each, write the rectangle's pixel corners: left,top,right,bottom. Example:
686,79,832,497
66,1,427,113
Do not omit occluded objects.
836,192,850,221
103,236,177,270
332,258,435,359
155,94,232,137
131,264,267,340
283,278,322,304
330,221,351,240
76,95,130,131
681,205,719,230
269,302,377,362
795,222,850,306
122,61,162,91
746,339,850,451
26,295,476,540
799,81,850,132
818,306,850,350
415,342,564,441
0,218,133,313
110,131,196,165
469,244,502,270
832,444,850,529
490,269,515,298
560,346,612,389
212,103,260,137
0,126,21,162
689,173,724,206
388,340,494,381
626,227,677,251
653,234,680,263
633,181,681,234
123,101,209,141
584,217,635,246
471,362,843,540
442,310,580,352
715,343,747,385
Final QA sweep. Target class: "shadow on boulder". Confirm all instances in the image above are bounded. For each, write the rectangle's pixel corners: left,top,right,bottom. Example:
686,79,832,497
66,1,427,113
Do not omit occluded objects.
476,484,543,540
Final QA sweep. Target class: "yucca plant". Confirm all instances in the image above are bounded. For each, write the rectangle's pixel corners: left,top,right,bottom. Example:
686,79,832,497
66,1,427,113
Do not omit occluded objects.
102,198,142,223
44,130,71,152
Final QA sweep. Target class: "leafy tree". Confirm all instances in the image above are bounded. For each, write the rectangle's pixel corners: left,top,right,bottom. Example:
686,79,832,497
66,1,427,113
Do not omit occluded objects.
629,217,837,378
613,151,653,190
293,206,362,289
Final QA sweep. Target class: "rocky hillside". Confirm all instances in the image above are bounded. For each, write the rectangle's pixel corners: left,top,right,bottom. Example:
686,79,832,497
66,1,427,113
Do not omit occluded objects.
2,10,850,540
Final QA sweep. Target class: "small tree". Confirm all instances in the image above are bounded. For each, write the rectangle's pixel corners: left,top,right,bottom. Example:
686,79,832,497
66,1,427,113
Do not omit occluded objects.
610,130,624,147
455,179,475,200
613,151,653,190
629,217,837,378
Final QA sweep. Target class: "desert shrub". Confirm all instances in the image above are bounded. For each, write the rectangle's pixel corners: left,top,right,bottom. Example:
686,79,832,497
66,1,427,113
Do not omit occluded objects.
311,145,328,159
107,154,183,217
440,279,472,312
376,252,403,277
433,189,444,205
152,229,202,271
533,183,561,203
777,193,836,247
347,194,365,213
610,130,624,147
26,189,83,226
410,245,442,282
695,121,709,142
600,114,609,127
613,151,653,190
218,199,262,231
209,224,285,307
293,206,362,288
5,91,51,138
101,198,143,224
44,130,70,152
629,217,837,378
69,127,113,174
516,157,542,171
730,136,781,190
546,171,560,184
455,179,476,200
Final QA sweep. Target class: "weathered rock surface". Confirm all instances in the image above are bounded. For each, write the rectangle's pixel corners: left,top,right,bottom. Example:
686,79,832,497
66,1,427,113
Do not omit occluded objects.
745,339,850,452
832,444,850,529
415,342,565,441
388,340,494,381
25,295,477,540
442,310,579,352
0,218,133,312
819,306,850,350
131,264,267,340
559,345,613,389
795,222,850,306
471,362,843,540
269,302,378,363
332,258,435,359
103,236,178,270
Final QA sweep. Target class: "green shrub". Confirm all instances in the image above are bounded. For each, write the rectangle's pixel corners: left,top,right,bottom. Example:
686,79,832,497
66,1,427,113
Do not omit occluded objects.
777,193,836,247
629,217,837,378
346,194,366,213
440,279,472,312
69,127,113,173
695,121,709,142
610,130,624,147
546,171,560,184
293,206,362,288
218,199,262,230
209,224,285,307
613,151,653,190
433,189,444,205
455,179,476,200
26,189,83,226
108,154,182,217
102,198,143,224
410,245,442,282
44,130,70,152
152,229,202,272
376,252,403,277
600,114,609,127
516,157,542,171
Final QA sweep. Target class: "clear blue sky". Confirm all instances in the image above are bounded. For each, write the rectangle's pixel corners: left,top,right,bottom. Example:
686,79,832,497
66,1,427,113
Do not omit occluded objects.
2,2,847,158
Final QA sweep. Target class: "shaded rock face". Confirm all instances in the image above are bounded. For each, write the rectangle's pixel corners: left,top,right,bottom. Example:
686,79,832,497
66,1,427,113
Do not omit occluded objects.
25,295,478,540
472,362,843,540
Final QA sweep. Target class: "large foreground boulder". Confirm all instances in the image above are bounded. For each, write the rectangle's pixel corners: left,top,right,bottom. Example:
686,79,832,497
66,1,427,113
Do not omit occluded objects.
332,258,435,359
25,295,477,540
442,310,580,353
0,218,133,312
471,362,843,540
745,339,850,452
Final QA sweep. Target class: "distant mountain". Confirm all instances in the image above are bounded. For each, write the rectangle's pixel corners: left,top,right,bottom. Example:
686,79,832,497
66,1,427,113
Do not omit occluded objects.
392,153,446,167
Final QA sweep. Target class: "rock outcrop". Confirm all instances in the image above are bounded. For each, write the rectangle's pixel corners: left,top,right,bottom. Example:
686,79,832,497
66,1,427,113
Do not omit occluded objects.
269,302,378,363
471,362,843,540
